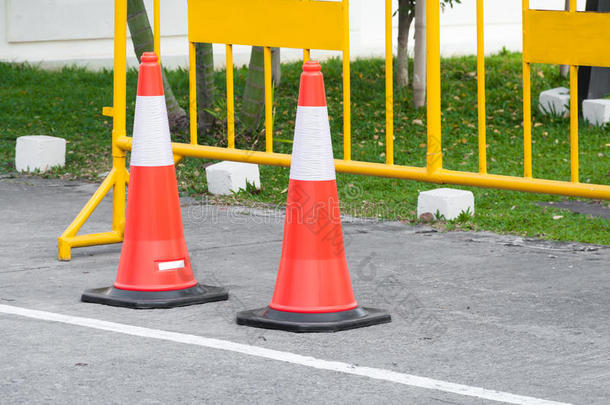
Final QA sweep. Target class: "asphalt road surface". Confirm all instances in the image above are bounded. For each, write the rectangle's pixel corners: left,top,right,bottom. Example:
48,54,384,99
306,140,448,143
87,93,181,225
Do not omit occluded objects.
1,176,608,404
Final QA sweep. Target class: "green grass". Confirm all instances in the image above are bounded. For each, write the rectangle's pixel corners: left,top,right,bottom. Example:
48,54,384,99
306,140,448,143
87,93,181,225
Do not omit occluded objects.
1,51,608,244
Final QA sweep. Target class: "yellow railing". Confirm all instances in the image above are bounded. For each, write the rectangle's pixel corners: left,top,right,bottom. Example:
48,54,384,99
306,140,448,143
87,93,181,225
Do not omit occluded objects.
57,0,610,260
521,0,610,182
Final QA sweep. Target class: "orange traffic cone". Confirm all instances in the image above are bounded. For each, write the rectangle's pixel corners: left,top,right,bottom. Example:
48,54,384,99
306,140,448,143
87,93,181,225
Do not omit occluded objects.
82,52,228,309
237,61,390,332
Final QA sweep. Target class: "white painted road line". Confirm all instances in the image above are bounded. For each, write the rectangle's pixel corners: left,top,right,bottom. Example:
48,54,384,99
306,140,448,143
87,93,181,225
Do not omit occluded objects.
0,304,570,405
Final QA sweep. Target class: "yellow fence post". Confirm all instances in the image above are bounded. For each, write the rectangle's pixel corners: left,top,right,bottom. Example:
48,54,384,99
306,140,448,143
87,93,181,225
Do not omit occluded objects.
384,0,394,166
342,0,351,161
112,0,127,237
264,46,274,153
522,60,532,178
189,41,197,145
57,0,128,260
522,0,532,178
476,0,487,174
154,0,160,59
226,44,236,149
569,68,579,183
426,0,442,174
569,0,579,183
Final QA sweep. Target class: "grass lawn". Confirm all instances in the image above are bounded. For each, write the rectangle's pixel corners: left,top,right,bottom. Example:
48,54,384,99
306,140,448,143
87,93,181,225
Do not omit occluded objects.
1,51,608,244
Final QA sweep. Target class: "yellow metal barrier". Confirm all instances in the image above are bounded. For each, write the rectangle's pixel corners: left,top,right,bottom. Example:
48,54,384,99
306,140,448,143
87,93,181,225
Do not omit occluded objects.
58,0,610,260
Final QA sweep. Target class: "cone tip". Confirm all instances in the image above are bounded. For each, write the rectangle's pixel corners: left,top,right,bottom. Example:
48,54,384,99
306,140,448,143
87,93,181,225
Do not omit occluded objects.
141,52,158,64
136,52,163,96
303,61,321,72
297,60,326,107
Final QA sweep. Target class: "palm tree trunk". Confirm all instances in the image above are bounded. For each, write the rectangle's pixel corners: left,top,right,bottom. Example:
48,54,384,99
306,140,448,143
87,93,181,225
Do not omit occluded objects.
240,46,266,134
413,0,426,107
397,0,415,89
195,43,215,134
271,47,281,87
126,0,187,131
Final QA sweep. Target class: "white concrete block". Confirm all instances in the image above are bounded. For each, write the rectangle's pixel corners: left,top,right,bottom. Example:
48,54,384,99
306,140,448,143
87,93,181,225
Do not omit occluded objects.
582,99,610,126
15,135,66,173
538,87,570,117
205,161,261,195
417,188,474,220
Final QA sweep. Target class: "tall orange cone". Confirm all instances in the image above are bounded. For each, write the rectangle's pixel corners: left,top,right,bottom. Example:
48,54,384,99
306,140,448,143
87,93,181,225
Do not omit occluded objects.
237,61,390,332
82,52,228,309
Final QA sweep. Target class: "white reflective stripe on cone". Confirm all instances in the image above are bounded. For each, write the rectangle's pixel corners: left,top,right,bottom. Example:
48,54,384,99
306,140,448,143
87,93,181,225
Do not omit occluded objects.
289,106,336,181
130,95,174,167
157,259,185,271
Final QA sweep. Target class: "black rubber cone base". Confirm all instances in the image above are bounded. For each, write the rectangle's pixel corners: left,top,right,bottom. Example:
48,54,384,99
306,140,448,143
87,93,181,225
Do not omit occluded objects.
236,306,391,333
81,284,228,309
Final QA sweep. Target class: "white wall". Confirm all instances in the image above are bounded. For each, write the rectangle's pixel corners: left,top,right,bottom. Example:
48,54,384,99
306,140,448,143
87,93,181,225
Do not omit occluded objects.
0,0,587,70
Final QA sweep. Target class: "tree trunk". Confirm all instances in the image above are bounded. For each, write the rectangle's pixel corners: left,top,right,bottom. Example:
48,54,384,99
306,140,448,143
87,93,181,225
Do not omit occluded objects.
397,0,415,89
413,0,426,107
240,46,266,134
195,43,215,134
559,0,570,78
126,0,187,132
271,47,281,88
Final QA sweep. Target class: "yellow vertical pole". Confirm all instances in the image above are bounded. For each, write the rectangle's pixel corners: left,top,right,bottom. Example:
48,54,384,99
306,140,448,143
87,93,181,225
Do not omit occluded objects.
522,0,532,178
189,41,197,145
264,46,273,153
522,62,532,178
153,0,160,60
476,0,487,174
112,0,127,153
385,0,394,165
112,0,127,235
226,44,235,149
426,0,442,173
303,49,311,62
569,0,578,182
570,65,579,182
342,0,351,161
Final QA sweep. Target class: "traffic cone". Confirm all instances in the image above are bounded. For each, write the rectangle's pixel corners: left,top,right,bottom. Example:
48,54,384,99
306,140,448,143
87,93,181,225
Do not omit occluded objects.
82,52,228,309
236,61,391,332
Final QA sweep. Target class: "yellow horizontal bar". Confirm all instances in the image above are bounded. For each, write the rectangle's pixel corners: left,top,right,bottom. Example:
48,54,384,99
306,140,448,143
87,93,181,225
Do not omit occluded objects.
58,230,123,260
188,0,343,50
102,107,114,117
60,232,123,249
523,10,610,66
438,170,607,199
116,137,610,200
118,136,289,166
